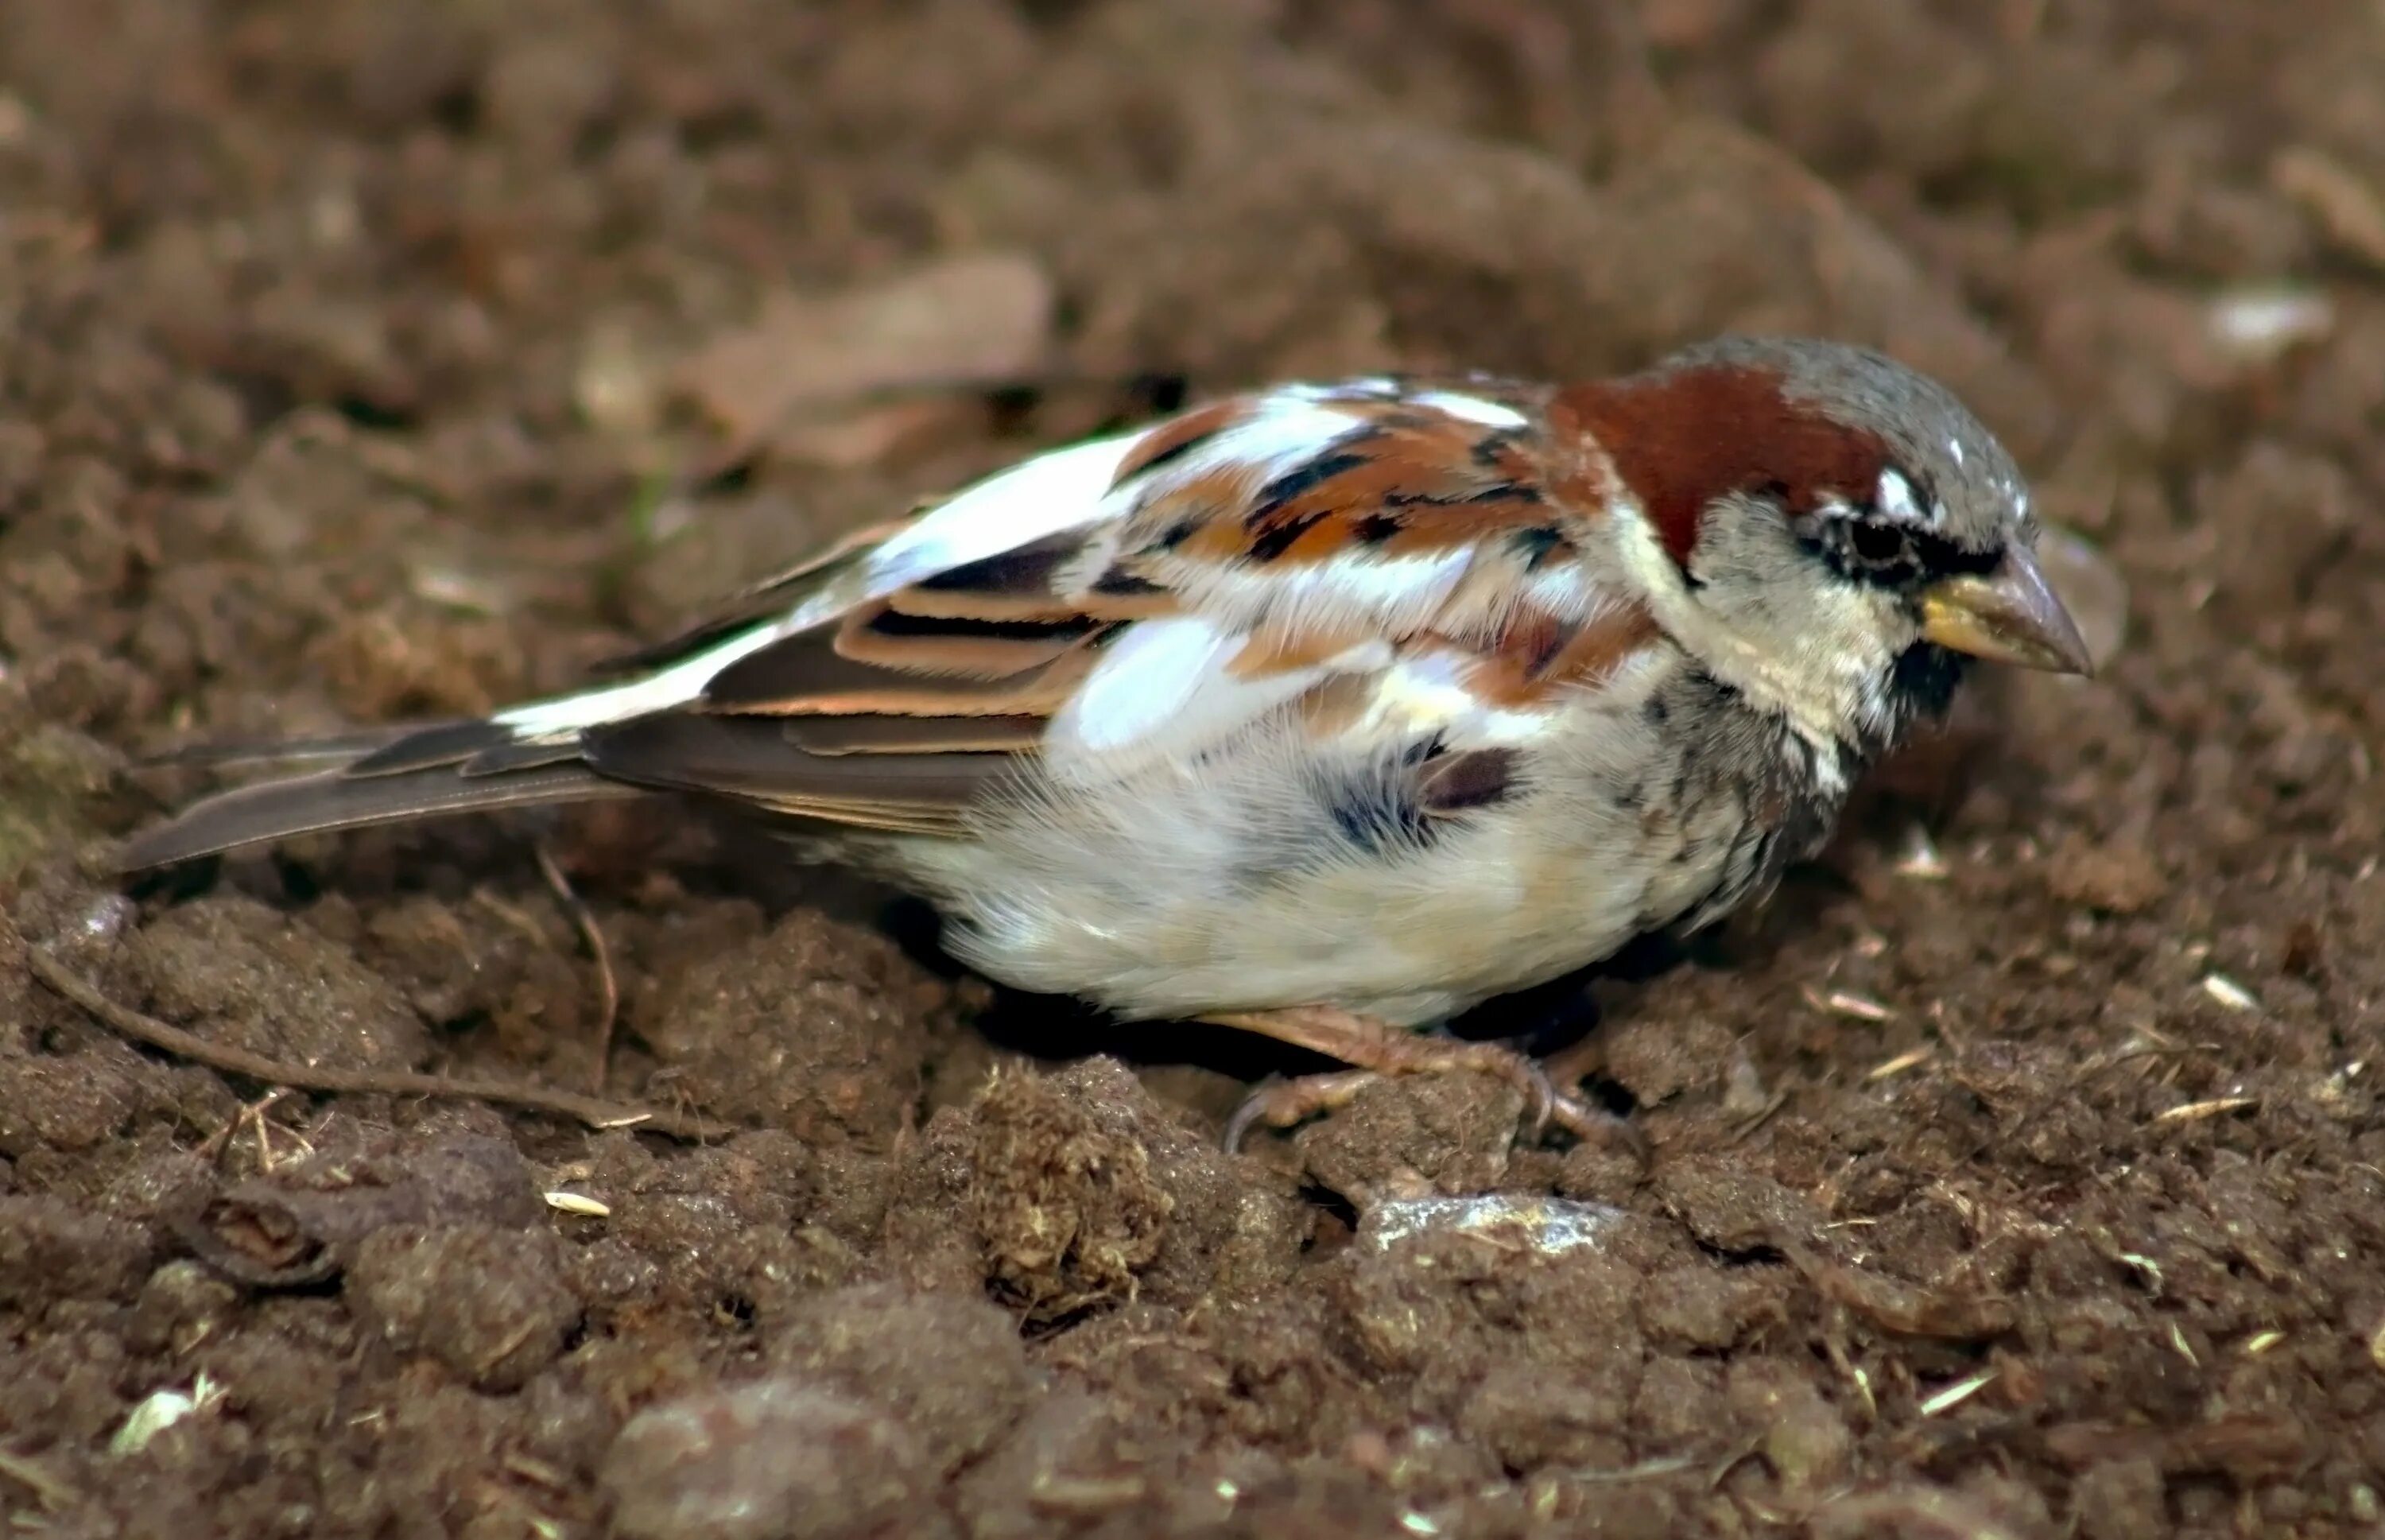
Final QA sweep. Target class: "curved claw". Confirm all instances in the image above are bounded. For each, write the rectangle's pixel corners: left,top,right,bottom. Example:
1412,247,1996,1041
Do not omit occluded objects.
1222,1069,1384,1153
1221,1075,1285,1154
1547,1089,1652,1169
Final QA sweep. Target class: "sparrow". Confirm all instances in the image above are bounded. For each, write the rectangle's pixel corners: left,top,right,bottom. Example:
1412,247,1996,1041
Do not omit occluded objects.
118,336,2092,1146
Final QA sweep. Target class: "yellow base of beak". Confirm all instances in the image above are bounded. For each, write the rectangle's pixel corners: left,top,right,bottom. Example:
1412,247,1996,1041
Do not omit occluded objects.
1919,545,2094,676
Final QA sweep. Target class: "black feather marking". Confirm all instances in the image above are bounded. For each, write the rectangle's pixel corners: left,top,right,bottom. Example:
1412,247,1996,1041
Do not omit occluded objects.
1248,451,1369,522
1247,510,1330,562
862,607,1096,643
346,720,524,778
1509,526,1565,570
1375,485,1540,510
1326,782,1432,855
1418,748,1518,813
1128,423,1224,475
114,762,633,871
1867,642,1968,752
1352,513,1402,544
1470,430,1519,467
1324,744,1515,857
910,534,1077,595
1152,516,1201,553
1091,568,1165,595
459,737,584,778
1910,529,2003,578
1476,483,1543,504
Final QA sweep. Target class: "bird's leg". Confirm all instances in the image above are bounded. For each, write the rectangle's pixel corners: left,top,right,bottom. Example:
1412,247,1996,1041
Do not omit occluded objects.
1200,1004,1634,1155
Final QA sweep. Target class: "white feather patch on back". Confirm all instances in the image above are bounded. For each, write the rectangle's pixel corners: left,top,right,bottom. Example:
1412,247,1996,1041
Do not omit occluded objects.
1340,648,1567,749
1053,388,1378,592
495,624,785,739
1406,390,1529,430
1154,546,1477,637
1137,396,1370,496
863,433,1145,592
496,433,1146,741
1046,615,1390,781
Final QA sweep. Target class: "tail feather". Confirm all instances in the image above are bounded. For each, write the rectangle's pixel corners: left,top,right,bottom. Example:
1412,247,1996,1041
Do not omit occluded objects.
133,721,469,774
114,760,636,871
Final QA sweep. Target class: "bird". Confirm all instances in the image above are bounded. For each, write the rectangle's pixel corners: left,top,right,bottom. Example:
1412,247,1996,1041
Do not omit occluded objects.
118,335,2092,1147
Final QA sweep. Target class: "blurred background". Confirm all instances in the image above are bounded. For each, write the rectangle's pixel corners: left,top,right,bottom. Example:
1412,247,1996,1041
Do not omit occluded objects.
2,4,2381,1538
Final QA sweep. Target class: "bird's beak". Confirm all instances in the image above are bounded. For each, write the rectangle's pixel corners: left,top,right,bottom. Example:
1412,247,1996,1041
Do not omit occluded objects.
1918,545,2095,676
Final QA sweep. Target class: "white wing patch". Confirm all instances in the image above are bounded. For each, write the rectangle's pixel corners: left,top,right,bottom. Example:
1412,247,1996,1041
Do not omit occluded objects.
1406,390,1530,430
1156,546,1478,638
862,433,1143,593
497,433,1146,741
1045,617,1391,781
1135,396,1369,496
495,625,783,739
1341,649,1561,748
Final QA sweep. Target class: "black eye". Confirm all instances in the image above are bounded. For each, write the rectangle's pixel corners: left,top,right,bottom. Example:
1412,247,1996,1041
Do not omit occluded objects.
1799,514,1927,587
1848,521,1911,567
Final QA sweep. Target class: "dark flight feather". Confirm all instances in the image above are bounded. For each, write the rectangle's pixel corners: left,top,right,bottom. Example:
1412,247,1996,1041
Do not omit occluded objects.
114,762,635,871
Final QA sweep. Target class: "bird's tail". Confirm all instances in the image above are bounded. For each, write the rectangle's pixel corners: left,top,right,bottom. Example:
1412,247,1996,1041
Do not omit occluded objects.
114,720,636,871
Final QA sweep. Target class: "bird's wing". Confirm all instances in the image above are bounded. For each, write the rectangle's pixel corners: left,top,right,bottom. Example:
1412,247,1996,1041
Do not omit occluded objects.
120,378,1665,866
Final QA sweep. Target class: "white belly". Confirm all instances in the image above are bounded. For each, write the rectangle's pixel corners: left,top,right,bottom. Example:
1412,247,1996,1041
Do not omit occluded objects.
869,697,1790,1026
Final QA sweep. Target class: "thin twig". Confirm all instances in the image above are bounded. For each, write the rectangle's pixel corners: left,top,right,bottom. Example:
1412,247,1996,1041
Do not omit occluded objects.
27,947,731,1142
533,843,620,1094
0,1445,80,1511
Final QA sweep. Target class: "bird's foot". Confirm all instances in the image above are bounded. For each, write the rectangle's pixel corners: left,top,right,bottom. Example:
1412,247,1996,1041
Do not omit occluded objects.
1201,1005,1642,1161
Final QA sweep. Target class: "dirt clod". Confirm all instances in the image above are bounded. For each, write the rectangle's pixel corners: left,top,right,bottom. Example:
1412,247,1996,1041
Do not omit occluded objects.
770,1284,1035,1477
967,1061,1173,1321
0,1195,152,1311
348,1224,580,1391
603,1378,939,1540
637,910,944,1141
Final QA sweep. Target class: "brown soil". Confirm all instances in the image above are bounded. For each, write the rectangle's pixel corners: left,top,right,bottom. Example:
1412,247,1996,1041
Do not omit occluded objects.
4,2,2384,1536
